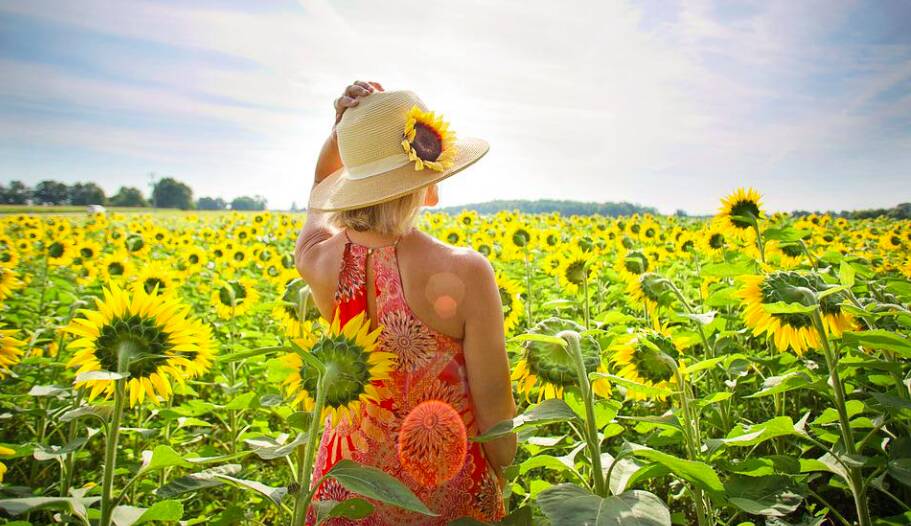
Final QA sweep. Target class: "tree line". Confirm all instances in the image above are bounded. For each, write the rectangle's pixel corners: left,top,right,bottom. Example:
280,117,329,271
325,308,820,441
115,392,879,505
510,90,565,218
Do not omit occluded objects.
0,178,268,211
438,199,660,217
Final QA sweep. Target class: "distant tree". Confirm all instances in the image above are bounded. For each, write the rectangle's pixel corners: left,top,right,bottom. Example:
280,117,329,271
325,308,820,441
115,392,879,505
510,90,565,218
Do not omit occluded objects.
230,195,267,211
674,209,688,218
197,196,227,210
109,186,148,207
33,180,70,205
0,180,32,204
152,177,194,209
290,201,298,212
69,182,107,205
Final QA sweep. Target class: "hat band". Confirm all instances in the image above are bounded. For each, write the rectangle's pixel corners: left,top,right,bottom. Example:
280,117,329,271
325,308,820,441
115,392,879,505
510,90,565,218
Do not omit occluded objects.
345,152,411,180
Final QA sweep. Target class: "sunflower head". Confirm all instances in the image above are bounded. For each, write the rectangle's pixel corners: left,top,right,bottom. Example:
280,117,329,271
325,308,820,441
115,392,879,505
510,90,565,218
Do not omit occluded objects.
512,317,610,401
281,309,393,426
64,283,212,407
737,270,855,354
717,188,764,231
401,105,458,172
610,328,680,401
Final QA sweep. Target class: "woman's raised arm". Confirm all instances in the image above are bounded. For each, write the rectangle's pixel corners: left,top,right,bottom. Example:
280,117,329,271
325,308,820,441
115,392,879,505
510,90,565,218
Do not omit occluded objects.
294,81,383,279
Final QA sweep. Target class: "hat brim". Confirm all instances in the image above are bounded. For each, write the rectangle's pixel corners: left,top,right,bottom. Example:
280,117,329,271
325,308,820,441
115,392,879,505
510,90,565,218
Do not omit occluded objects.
308,137,489,212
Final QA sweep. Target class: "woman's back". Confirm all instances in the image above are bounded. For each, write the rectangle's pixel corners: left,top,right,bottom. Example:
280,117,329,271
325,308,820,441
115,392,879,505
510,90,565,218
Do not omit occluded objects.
305,227,506,524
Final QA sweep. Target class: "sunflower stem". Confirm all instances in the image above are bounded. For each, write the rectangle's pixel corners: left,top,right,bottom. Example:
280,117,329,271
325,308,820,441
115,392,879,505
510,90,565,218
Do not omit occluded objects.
100,343,132,526
292,366,331,525
751,222,766,264
559,331,605,497
674,367,711,526
811,309,872,526
523,247,534,326
581,270,591,330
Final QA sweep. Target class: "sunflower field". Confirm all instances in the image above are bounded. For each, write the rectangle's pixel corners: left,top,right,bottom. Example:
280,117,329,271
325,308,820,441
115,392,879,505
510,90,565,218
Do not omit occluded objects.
1,188,910,526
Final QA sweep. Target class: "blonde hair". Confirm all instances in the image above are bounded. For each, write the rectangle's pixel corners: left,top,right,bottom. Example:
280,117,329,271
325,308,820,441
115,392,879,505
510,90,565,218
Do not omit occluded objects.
330,186,428,237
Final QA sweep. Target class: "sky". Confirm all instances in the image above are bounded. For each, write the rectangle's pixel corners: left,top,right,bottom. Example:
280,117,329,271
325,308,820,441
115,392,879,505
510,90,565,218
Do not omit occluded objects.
0,0,909,214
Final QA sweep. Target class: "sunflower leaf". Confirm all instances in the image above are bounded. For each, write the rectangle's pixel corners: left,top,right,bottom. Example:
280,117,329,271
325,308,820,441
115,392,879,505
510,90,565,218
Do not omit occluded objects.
537,484,671,526
327,459,436,516
474,398,581,442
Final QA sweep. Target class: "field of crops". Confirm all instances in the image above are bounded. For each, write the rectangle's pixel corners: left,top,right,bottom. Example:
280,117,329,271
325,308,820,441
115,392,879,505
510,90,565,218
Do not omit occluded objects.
0,188,910,526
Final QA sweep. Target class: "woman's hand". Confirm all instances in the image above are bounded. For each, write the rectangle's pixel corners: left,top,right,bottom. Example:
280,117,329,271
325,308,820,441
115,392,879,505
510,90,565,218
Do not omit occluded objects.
334,80,384,125
315,80,385,185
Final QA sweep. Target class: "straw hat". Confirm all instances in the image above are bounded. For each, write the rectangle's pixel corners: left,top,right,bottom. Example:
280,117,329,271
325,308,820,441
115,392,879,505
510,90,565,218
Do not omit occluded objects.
308,90,489,212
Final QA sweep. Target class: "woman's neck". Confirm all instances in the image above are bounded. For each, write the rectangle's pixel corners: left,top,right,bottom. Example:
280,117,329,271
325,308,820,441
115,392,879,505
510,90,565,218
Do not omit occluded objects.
345,227,410,248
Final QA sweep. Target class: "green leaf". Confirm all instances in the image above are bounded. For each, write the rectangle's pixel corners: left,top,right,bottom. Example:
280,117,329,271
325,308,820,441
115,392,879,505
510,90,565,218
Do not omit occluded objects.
316,498,374,524
746,372,817,398
327,459,436,516
702,258,758,278
139,445,194,474
75,370,129,382
215,474,288,507
887,458,911,487
474,399,580,442
843,330,911,358
249,433,308,460
725,475,803,517
60,404,113,423
595,374,673,400
112,500,184,525
537,484,671,526
224,391,258,410
0,496,100,517
698,392,732,408
622,443,725,496
154,464,242,498
839,263,856,288
28,385,69,397
715,417,804,448
764,227,811,243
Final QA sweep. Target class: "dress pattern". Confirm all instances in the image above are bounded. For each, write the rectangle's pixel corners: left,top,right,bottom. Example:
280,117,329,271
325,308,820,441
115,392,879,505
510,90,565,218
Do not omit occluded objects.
306,231,505,525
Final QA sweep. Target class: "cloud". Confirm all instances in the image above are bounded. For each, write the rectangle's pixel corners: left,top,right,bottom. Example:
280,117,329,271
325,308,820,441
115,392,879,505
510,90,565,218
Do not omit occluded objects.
0,0,909,213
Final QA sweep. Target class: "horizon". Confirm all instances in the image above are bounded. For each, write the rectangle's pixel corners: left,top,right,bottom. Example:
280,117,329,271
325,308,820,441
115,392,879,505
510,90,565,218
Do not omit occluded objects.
1,1,909,215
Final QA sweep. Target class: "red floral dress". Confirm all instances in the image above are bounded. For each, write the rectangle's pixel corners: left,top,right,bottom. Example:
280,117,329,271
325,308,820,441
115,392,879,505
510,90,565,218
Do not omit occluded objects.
306,231,505,525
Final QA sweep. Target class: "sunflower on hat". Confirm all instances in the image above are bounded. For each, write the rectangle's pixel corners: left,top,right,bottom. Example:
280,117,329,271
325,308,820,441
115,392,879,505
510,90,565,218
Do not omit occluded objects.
401,105,458,172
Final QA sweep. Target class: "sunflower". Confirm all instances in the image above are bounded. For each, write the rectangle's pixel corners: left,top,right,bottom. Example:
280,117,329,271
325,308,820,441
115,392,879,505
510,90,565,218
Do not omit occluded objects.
132,261,181,298
0,444,14,482
625,272,668,316
0,265,24,302
716,188,764,235
100,252,134,284
272,278,319,338
879,230,904,253
504,224,536,256
0,329,25,380
401,105,458,172
556,246,597,296
737,271,856,354
698,223,728,257
440,227,464,246
182,246,208,272
43,237,74,267
512,317,611,402
211,276,260,319
495,269,524,335
614,249,650,280
610,328,680,401
278,308,394,426
64,283,212,407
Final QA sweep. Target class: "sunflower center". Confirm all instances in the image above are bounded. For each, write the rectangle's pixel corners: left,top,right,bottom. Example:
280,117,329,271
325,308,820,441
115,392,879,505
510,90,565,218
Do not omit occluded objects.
218,281,248,306
447,232,460,244
499,287,514,317
781,243,803,258
623,251,649,274
80,247,95,259
144,278,166,294
512,229,531,247
729,200,761,229
412,123,443,161
302,336,372,407
189,254,200,264
629,333,676,383
525,319,600,388
107,262,124,276
760,271,816,327
95,314,172,377
126,234,145,252
564,260,588,286
48,241,64,258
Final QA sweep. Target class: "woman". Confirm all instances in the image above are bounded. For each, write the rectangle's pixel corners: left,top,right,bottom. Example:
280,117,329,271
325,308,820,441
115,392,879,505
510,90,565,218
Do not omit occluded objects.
294,81,517,524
